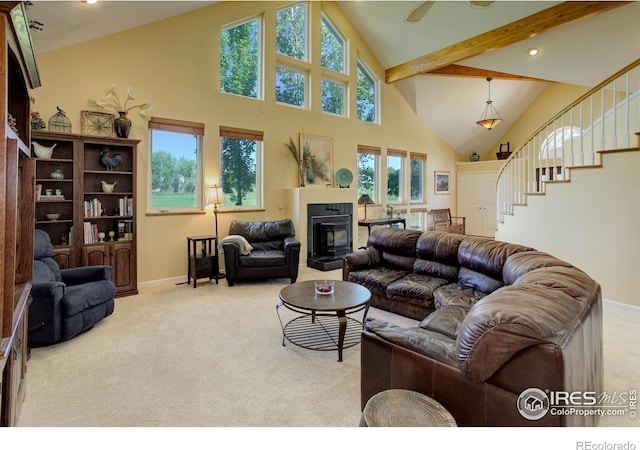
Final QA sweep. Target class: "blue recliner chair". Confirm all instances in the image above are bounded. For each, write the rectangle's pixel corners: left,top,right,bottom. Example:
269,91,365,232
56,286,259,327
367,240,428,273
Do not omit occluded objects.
29,229,116,345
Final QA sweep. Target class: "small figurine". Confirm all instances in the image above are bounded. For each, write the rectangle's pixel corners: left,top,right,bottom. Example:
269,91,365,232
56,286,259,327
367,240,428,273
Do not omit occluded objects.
100,146,123,171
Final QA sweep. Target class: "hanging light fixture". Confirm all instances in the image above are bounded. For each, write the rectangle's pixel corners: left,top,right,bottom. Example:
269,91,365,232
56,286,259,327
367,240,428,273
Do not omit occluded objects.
476,77,503,130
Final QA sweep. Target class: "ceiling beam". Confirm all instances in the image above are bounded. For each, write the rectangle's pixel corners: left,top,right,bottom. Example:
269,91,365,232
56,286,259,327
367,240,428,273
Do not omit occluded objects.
425,64,549,82
385,1,631,84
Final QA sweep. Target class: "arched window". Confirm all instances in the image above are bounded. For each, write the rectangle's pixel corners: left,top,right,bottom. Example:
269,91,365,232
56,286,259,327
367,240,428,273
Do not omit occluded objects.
540,126,582,159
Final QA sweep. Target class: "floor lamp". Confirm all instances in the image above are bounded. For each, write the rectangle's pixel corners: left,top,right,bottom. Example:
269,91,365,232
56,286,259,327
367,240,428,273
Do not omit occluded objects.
205,185,226,278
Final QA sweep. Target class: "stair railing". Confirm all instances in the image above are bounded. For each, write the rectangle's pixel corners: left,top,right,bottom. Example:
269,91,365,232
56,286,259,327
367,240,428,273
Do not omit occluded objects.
496,58,640,224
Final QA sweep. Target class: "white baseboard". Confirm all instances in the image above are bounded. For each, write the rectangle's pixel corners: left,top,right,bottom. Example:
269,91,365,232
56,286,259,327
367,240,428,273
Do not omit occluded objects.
138,275,186,289
603,298,640,311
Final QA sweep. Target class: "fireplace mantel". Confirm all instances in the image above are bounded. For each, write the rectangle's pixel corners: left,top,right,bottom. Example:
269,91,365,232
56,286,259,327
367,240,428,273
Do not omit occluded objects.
286,188,358,266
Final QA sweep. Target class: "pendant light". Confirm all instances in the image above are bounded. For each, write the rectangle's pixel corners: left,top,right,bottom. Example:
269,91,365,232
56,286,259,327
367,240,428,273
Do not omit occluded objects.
476,77,503,130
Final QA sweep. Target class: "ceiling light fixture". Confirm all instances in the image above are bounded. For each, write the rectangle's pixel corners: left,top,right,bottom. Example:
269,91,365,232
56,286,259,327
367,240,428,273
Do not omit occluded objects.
476,77,503,130
528,48,540,56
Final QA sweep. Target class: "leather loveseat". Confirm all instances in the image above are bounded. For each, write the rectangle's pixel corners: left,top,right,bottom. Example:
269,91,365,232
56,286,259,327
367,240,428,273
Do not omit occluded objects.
221,219,301,287
343,228,603,426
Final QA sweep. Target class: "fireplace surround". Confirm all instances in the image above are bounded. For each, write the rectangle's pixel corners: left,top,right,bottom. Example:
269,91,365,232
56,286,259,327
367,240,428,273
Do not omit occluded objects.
307,203,353,271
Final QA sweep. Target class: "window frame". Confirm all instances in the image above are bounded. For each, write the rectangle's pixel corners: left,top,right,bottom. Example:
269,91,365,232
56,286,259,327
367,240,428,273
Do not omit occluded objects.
320,12,347,75
275,63,309,109
275,2,309,63
357,145,380,204
356,58,379,124
409,153,427,204
220,15,264,100
386,149,407,205
219,126,264,212
321,76,347,117
147,117,204,215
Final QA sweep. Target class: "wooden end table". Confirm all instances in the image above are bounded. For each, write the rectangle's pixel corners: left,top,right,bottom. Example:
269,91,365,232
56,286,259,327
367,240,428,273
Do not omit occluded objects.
186,235,219,288
277,280,371,362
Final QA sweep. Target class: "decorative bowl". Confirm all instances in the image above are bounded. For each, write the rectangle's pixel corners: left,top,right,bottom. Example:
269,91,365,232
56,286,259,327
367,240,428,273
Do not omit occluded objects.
315,280,334,295
46,213,61,221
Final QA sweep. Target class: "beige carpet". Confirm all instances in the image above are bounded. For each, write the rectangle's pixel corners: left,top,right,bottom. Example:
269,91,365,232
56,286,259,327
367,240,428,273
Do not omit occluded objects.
17,267,639,428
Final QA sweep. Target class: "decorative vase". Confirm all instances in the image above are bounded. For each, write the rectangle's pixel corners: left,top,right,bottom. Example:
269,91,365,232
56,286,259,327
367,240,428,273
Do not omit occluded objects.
114,111,132,138
470,151,480,162
50,169,64,180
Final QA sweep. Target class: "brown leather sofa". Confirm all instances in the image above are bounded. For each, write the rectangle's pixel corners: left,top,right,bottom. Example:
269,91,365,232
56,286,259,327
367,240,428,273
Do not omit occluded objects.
221,219,301,287
343,228,603,426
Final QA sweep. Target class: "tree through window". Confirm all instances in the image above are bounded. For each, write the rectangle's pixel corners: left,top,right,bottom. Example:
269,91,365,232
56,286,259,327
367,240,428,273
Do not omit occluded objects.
220,126,263,209
221,17,261,99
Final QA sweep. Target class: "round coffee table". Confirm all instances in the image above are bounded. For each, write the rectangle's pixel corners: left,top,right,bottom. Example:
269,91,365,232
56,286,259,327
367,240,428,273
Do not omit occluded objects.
277,280,371,362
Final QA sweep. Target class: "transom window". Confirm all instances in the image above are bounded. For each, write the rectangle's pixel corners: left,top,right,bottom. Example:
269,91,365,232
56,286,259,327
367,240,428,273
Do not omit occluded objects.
320,13,346,74
276,65,307,108
220,16,262,99
541,126,583,159
321,78,345,116
356,60,377,123
148,117,204,213
276,3,308,61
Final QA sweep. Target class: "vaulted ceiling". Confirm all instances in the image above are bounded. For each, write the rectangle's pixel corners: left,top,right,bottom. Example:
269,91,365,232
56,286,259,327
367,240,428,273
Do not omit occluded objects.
25,1,640,156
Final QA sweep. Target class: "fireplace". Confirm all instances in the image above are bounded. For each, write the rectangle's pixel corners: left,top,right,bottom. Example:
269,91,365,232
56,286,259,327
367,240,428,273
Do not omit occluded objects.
307,203,353,271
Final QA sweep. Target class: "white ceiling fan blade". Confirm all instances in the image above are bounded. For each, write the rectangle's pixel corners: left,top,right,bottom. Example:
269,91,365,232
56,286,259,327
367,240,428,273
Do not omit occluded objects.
405,1,436,23
469,1,495,8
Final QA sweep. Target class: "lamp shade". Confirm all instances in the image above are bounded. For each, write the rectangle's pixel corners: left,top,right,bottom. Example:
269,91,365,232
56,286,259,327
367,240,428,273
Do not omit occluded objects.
205,185,225,206
476,77,503,130
358,194,375,206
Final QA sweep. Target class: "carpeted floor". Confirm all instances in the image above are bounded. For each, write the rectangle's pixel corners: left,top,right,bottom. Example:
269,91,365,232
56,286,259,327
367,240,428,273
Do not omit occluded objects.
17,267,640,428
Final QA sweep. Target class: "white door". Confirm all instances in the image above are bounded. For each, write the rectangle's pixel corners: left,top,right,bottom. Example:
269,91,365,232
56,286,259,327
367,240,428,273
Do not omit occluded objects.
458,171,497,237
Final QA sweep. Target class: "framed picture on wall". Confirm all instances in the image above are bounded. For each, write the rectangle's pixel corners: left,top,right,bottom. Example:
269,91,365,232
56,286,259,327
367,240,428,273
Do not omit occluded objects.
300,133,333,187
435,171,450,194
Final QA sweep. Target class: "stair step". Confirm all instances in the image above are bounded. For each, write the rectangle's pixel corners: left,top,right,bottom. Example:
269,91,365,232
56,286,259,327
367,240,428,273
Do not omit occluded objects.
565,164,603,170
597,147,639,155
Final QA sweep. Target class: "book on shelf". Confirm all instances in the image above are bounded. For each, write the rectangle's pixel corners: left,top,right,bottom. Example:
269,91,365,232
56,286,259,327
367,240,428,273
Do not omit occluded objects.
84,198,104,217
83,222,99,244
118,196,134,216
40,194,65,200
115,219,134,240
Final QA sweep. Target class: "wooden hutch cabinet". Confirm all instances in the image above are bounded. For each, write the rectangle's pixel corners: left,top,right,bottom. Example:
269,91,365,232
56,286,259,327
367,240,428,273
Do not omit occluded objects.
32,130,139,297
1,2,41,427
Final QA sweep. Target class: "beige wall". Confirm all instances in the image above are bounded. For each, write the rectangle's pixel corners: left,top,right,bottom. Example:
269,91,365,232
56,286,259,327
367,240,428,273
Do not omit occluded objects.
31,1,459,284
496,150,640,306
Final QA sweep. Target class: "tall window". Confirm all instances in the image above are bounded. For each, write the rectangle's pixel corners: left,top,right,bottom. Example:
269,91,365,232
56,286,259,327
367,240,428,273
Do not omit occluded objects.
220,126,263,209
357,60,377,123
276,3,307,61
221,17,262,99
387,149,406,204
148,118,204,212
410,153,426,203
321,78,345,115
320,14,345,73
357,145,380,202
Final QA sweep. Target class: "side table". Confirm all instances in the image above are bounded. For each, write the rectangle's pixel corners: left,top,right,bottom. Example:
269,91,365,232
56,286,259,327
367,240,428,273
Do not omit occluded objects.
360,389,457,427
186,235,219,288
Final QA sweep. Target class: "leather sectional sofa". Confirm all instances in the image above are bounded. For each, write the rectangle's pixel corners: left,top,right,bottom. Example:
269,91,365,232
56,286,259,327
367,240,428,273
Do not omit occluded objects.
343,228,603,426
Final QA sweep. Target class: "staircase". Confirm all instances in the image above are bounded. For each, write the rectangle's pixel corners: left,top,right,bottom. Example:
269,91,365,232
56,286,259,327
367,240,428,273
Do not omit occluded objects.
496,58,640,224
494,59,640,306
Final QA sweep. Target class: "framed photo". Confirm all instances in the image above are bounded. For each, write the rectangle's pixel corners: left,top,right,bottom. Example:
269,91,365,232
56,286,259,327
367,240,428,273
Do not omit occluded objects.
300,133,333,187
81,110,114,137
435,171,451,194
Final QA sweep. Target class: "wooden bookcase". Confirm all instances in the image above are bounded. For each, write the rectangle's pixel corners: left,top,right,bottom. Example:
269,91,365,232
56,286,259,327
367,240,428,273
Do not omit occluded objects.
1,2,41,427
32,131,139,297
